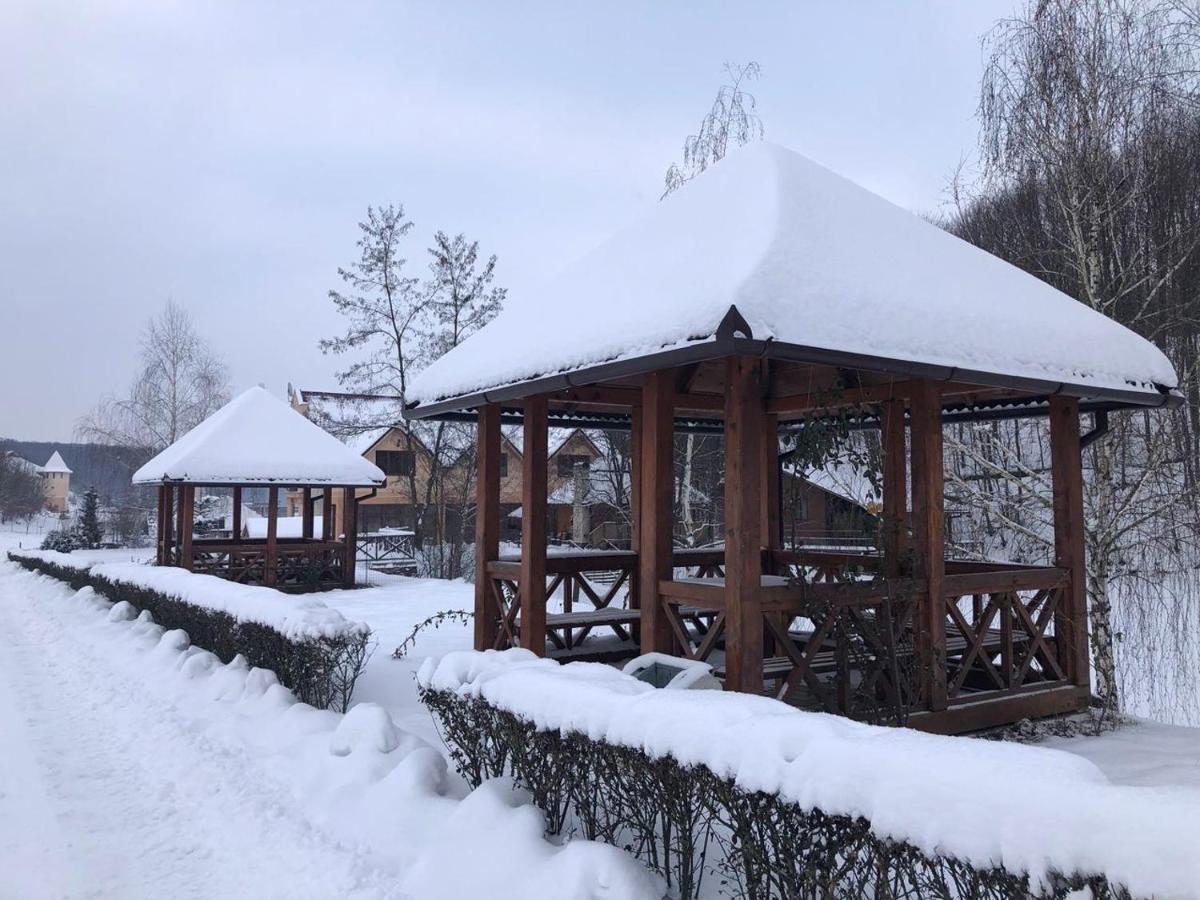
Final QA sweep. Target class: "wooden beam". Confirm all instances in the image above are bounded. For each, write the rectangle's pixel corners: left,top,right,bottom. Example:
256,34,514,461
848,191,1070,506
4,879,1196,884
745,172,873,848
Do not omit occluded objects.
767,380,1014,418
880,397,907,578
322,488,333,541
264,486,278,587
474,405,502,651
1049,396,1088,688
178,486,195,572
520,397,548,656
548,384,723,412
637,371,675,653
723,356,765,693
232,486,242,541
909,380,946,711
343,487,358,587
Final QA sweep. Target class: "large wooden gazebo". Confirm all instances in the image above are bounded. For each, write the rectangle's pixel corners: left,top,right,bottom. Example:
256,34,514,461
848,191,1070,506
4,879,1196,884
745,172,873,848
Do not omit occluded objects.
133,387,386,590
404,144,1180,734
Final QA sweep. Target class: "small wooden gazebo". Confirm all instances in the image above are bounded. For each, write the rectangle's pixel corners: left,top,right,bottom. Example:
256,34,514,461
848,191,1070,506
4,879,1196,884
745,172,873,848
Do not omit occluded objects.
404,144,1180,734
133,387,386,590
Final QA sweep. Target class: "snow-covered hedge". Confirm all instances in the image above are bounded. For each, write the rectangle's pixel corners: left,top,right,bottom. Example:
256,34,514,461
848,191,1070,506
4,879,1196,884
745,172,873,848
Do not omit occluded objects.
8,550,371,711
419,649,1196,899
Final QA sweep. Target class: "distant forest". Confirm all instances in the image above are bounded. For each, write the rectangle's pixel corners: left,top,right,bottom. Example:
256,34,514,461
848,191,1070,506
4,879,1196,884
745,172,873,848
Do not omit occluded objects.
0,439,154,508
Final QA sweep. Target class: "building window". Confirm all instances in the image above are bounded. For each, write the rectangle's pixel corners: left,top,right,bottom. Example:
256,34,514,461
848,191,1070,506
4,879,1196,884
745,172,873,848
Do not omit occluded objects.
375,450,415,476
556,454,590,477
499,453,508,477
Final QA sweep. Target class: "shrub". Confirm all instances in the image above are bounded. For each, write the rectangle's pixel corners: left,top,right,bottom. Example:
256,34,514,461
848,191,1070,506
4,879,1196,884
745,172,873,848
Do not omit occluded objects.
40,527,85,553
419,688,1133,900
9,553,371,712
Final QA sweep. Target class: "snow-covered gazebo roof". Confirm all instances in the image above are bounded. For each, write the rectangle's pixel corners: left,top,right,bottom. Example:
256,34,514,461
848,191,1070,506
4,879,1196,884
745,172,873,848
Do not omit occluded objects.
406,143,1178,417
133,387,386,486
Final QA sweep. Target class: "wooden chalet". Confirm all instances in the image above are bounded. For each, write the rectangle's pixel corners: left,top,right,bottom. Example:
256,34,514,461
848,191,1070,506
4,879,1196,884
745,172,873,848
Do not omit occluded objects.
403,144,1181,734
133,387,386,590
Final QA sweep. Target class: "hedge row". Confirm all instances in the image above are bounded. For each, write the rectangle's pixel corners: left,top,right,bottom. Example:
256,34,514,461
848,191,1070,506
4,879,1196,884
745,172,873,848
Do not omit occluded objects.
10,553,371,712
420,688,1133,900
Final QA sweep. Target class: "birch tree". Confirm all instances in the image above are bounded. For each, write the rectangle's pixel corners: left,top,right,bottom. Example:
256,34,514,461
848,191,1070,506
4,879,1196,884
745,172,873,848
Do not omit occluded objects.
948,0,1200,716
78,301,230,452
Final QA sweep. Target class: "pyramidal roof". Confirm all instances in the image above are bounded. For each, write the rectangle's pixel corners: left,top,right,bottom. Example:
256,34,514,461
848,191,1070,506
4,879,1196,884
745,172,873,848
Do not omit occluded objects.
406,143,1178,410
133,387,386,486
41,451,71,474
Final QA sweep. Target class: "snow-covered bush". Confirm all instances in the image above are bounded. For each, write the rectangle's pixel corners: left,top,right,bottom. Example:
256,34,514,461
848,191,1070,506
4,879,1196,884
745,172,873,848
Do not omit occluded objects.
418,651,1177,900
40,527,85,553
7,552,371,712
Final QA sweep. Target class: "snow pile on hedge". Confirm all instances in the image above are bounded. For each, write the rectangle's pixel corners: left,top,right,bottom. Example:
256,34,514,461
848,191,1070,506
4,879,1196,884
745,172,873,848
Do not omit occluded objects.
10,550,365,641
420,648,1200,898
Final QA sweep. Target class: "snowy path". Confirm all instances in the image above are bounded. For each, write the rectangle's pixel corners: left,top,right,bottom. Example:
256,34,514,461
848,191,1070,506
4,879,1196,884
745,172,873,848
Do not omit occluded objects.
0,566,398,900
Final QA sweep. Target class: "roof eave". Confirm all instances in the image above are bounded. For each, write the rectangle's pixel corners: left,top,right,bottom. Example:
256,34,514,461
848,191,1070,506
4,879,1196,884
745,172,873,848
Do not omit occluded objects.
403,336,1179,419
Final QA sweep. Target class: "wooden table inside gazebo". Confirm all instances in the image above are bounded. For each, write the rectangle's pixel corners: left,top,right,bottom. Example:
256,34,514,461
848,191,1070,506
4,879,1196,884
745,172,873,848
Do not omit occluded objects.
133,387,386,590
403,144,1181,734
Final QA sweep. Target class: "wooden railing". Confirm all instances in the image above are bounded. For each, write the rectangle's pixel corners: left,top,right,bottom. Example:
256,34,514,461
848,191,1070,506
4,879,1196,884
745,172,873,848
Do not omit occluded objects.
482,547,1079,723
190,539,347,589
942,566,1069,701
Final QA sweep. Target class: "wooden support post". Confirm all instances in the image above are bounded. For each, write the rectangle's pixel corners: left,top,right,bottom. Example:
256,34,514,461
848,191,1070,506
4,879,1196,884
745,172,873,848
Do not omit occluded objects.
343,487,358,586
1050,396,1089,688
520,397,548,656
880,397,908,578
724,356,765,694
909,381,946,711
638,371,675,654
155,485,166,565
162,484,175,566
474,405,502,651
179,485,195,572
232,486,242,540
264,486,278,587
761,412,781,555
322,488,334,541
761,411,783,656
301,488,314,540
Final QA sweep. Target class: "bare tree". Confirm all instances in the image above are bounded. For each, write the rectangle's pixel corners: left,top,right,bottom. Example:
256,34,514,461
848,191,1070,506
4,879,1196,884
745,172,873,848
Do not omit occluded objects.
78,301,231,452
662,62,763,199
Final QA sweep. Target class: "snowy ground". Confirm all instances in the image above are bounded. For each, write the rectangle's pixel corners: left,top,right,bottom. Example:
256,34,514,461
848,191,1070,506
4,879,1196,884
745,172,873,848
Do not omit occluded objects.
0,534,657,899
3,529,1200,897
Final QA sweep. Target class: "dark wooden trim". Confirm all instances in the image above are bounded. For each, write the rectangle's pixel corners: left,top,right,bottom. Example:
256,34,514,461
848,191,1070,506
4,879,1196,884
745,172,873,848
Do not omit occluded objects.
474,405,502,651
155,485,166,565
1050,396,1089,687
520,397,548,656
322,488,333,541
628,403,642,576
723,355,764,693
638,370,675,653
909,380,946,711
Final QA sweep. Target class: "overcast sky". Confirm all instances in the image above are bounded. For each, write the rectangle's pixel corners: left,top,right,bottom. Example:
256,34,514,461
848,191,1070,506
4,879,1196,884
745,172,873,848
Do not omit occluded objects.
1,1,1016,441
